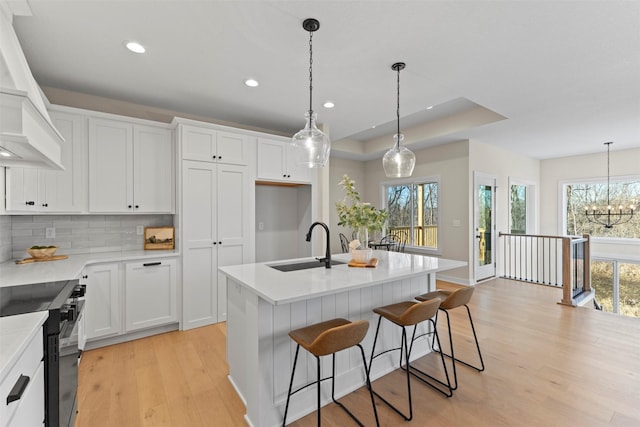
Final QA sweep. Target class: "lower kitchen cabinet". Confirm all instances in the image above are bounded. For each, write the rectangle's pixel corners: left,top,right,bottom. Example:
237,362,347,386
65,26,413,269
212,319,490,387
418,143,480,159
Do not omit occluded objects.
0,318,45,427
84,263,121,340
83,257,179,345
124,259,177,332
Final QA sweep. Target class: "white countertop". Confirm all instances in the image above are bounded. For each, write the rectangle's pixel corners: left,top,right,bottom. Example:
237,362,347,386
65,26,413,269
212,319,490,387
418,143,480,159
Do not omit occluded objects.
219,251,466,305
0,311,48,385
0,250,180,287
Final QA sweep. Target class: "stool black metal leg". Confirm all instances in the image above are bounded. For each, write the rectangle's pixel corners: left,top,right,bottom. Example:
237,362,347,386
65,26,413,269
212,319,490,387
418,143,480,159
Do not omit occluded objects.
404,319,453,397
366,316,383,384
283,344,301,426
316,355,321,426
357,344,380,427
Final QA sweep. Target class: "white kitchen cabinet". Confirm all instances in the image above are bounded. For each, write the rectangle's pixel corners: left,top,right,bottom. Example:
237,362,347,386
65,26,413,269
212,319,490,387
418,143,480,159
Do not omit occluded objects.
124,258,177,332
0,319,45,427
256,137,311,183
84,263,121,340
5,111,86,213
180,123,250,165
182,160,251,329
88,118,173,213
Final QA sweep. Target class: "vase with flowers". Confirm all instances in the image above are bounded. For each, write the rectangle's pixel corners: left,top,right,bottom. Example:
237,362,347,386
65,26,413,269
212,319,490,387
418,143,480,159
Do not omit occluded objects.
335,175,388,262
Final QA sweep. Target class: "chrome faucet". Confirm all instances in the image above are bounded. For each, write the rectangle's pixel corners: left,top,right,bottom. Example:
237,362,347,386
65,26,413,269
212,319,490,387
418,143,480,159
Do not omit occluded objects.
305,221,332,268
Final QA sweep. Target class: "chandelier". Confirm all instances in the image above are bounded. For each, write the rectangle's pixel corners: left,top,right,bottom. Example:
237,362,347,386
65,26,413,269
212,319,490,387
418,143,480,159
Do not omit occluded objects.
584,142,636,228
291,18,330,168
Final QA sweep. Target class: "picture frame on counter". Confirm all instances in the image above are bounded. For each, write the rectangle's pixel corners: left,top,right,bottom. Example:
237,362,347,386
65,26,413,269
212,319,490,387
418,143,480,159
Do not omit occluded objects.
144,227,175,250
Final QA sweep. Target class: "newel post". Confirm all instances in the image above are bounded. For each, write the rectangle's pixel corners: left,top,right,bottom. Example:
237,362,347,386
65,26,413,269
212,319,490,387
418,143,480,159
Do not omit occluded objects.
559,236,574,306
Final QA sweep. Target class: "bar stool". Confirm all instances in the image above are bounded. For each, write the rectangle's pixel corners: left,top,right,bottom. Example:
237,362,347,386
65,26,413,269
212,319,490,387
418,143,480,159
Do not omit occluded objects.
368,298,452,422
283,318,379,427
415,286,485,390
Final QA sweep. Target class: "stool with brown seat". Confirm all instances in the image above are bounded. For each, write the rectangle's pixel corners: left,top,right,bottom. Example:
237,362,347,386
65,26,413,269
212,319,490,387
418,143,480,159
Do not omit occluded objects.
415,286,485,390
367,298,452,422
283,318,379,427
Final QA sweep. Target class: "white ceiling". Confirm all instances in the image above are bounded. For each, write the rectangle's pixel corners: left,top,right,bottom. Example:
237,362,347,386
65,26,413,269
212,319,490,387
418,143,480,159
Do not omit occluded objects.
10,0,640,160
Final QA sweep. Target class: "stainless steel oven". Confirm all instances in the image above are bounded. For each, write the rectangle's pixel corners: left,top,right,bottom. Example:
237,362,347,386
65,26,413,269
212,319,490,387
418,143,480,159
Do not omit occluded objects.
0,279,85,427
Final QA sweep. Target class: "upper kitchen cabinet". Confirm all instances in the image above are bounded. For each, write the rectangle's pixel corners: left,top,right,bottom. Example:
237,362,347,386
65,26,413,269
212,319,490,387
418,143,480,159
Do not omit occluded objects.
256,138,311,184
5,110,86,213
88,117,173,213
179,122,250,165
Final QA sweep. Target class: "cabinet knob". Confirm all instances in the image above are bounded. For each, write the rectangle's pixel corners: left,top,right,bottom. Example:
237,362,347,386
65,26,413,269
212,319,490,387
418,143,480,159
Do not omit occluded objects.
283,174,287,178
26,201,35,206
212,155,217,159
287,174,291,178
42,203,48,207
82,275,88,279
218,156,222,160
219,241,222,245
135,205,139,209
213,241,217,245
128,205,132,208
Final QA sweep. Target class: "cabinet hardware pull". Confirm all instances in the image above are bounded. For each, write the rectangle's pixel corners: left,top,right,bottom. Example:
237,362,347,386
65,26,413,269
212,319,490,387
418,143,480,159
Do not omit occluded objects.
213,242,217,245
128,205,132,208
7,374,30,405
42,203,48,207
218,156,222,160
143,262,161,267
219,241,222,245
212,155,217,159
26,201,35,205
82,275,88,279
135,205,139,209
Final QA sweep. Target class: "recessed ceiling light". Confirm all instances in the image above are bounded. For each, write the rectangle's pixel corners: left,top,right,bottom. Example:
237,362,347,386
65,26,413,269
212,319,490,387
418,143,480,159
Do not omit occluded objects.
426,105,434,110
125,41,146,54
244,79,259,87
323,101,335,109
0,151,11,157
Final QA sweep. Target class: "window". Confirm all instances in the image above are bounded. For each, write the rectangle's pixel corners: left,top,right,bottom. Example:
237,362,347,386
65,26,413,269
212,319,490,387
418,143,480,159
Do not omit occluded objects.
592,258,640,318
564,178,640,238
384,177,439,251
508,178,536,234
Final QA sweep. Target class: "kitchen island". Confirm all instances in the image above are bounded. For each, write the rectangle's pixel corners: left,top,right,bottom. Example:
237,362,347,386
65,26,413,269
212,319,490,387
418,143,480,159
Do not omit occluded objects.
219,251,465,427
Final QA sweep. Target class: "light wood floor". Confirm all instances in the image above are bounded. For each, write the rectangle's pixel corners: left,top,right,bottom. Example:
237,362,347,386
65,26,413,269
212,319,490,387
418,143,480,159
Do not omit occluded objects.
76,279,640,426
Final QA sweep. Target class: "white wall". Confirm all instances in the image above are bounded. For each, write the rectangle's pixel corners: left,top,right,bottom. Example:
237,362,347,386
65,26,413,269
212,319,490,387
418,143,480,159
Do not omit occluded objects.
255,184,312,262
540,146,640,260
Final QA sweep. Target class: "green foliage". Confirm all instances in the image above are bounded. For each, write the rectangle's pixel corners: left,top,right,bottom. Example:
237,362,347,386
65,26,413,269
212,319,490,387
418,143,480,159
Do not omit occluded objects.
335,175,388,232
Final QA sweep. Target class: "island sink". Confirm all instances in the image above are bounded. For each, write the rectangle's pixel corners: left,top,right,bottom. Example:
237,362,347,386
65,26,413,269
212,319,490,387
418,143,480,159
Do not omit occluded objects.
268,259,346,272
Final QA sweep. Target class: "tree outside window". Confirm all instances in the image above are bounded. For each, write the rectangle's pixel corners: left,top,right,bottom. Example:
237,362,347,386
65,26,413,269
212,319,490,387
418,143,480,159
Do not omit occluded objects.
565,179,640,238
385,179,439,249
510,184,527,234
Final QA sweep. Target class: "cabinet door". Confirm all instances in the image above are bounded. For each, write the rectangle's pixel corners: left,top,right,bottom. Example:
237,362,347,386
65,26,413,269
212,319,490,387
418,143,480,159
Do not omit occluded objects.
217,131,249,165
85,263,121,339
256,138,286,180
89,118,133,212
286,144,312,183
216,164,249,321
181,124,216,162
124,258,177,331
45,111,86,212
133,125,173,213
5,168,39,211
182,161,218,329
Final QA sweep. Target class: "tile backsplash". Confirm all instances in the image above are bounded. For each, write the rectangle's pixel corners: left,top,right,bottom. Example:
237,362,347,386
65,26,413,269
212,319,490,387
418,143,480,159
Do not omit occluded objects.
5,214,173,261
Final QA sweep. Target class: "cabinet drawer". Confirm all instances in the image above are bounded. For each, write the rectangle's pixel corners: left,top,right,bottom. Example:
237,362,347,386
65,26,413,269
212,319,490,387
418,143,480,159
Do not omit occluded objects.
0,330,43,425
8,362,44,427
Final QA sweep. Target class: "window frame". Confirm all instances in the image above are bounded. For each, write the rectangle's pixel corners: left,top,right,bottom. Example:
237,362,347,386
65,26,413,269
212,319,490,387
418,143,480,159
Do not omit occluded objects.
559,174,640,244
381,175,442,255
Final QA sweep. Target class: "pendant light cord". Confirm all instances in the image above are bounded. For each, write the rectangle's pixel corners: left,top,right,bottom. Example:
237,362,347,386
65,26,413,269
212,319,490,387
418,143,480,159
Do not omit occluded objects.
396,65,401,148
606,142,611,206
308,30,314,114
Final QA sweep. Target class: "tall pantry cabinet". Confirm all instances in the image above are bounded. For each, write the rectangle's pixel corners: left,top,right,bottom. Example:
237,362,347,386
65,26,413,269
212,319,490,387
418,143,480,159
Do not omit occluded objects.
176,119,254,330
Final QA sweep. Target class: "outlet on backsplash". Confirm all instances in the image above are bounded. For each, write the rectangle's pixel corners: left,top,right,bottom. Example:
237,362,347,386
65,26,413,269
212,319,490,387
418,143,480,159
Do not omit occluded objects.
136,225,144,235
45,227,56,239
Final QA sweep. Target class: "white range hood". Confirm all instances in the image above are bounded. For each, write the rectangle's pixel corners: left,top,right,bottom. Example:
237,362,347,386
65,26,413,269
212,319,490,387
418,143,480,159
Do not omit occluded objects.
0,1,64,170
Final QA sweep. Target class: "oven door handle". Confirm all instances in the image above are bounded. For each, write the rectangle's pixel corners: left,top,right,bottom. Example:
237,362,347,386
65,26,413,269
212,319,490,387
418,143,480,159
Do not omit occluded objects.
7,374,30,405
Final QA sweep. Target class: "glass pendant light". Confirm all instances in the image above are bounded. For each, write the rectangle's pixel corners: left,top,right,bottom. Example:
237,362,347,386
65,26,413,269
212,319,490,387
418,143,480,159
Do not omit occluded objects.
291,18,331,168
383,62,415,178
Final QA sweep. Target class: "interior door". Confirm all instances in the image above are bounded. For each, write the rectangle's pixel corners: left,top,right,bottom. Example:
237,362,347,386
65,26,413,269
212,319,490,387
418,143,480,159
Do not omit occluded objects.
474,172,496,282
